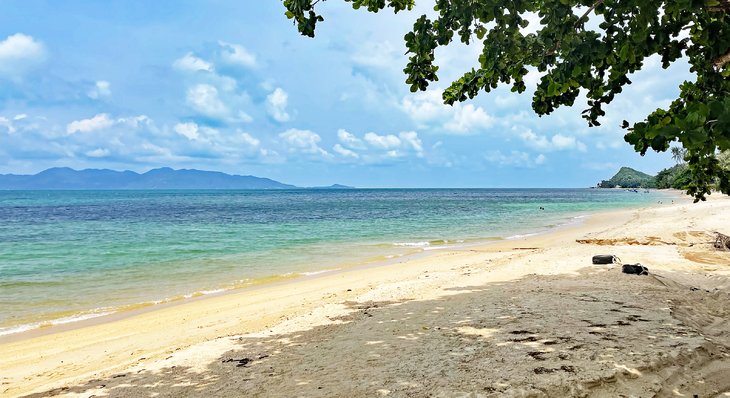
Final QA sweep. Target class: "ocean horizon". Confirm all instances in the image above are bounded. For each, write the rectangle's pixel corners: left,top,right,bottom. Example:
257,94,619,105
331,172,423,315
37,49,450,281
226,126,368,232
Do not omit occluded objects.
0,188,667,337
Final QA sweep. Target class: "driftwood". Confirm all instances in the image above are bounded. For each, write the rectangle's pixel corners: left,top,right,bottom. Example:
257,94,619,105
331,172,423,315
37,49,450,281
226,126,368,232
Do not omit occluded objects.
714,232,730,251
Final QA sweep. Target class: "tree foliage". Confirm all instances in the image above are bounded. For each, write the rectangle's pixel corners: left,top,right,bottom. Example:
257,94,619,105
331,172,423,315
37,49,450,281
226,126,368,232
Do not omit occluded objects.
283,0,730,201
655,163,692,189
719,149,730,169
598,166,656,188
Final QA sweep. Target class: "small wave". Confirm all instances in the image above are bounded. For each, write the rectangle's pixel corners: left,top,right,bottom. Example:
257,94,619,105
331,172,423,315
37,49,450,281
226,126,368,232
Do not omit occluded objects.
0,324,36,337
300,269,339,277
201,288,225,295
0,310,113,337
506,233,539,240
423,245,449,251
46,311,113,326
393,241,431,247
183,288,226,299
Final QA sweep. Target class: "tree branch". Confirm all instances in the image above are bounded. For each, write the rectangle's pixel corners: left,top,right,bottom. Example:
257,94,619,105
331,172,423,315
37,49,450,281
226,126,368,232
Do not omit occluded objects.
713,49,730,69
545,0,605,56
708,0,730,12
576,0,605,27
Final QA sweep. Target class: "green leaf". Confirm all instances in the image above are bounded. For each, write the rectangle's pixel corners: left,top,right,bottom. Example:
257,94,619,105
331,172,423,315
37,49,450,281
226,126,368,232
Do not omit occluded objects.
547,82,557,96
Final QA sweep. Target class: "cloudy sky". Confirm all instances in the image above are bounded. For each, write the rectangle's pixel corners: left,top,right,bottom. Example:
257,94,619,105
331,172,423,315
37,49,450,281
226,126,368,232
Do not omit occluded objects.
0,1,692,187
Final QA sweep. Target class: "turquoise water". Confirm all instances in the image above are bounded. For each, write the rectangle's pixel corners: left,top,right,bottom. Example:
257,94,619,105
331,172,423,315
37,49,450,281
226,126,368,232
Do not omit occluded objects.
0,189,664,335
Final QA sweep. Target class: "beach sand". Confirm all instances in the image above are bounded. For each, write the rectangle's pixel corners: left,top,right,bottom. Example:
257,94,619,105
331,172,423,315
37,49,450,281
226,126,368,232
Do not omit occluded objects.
2,195,730,397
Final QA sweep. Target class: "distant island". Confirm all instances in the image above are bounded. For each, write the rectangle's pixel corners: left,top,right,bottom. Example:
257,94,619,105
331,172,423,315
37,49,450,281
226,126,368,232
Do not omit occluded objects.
598,165,690,190
0,167,355,190
597,167,656,189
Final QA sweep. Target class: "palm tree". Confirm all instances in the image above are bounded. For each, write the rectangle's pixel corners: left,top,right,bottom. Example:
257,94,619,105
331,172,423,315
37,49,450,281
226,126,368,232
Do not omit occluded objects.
671,146,687,165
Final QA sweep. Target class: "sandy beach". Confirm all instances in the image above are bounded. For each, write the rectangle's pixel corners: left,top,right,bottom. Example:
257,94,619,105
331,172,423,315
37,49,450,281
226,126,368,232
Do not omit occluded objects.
2,194,730,397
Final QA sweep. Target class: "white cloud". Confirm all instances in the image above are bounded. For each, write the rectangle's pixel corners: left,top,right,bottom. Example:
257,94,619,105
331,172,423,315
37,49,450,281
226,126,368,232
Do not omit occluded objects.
0,33,46,78
13,114,27,121
551,134,587,151
337,129,365,149
401,90,493,134
520,12,543,35
260,79,275,92
117,115,151,129
524,67,546,87
519,129,549,148
186,84,228,118
518,128,587,152
219,41,256,68
211,74,237,92
169,123,264,159
138,141,182,163
266,88,290,122
237,111,253,123
333,143,359,158
257,148,283,163
442,104,494,134
85,148,110,158
398,131,423,156
401,90,450,125
66,114,114,134
595,139,624,150
364,132,401,149
279,128,330,157
88,80,111,99
65,114,150,137
494,94,520,109
485,150,545,168
173,52,213,72
352,41,402,69
174,122,201,141
334,130,425,161
0,117,16,134
240,132,259,147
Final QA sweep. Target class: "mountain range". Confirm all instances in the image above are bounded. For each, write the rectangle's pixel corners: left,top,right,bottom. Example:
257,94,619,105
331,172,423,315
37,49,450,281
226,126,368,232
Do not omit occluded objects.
0,167,353,190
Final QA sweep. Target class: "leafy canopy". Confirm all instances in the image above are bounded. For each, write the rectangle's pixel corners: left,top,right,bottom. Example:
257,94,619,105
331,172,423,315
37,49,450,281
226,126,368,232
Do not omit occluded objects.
283,0,730,201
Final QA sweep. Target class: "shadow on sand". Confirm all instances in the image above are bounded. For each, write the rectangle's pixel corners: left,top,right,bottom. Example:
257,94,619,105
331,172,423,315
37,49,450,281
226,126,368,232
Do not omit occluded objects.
25,267,730,397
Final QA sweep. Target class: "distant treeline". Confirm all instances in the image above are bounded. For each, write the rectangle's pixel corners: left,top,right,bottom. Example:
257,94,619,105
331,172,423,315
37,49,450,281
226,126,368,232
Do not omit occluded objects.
599,151,730,190
598,165,694,190
598,167,658,189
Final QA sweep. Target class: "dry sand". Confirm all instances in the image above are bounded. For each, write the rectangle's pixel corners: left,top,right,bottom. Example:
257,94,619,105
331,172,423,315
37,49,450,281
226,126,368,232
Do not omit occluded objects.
2,194,730,397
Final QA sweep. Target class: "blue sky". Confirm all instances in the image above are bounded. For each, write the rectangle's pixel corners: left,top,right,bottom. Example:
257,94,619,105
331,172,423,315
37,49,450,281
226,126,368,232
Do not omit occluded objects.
0,1,692,187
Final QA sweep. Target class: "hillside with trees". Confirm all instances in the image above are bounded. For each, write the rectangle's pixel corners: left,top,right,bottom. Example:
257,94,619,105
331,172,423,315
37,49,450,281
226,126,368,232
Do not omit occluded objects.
598,167,656,188
601,148,730,191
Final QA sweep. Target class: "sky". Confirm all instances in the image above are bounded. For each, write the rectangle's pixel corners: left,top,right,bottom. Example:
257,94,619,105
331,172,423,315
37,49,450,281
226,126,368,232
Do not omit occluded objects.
0,1,694,187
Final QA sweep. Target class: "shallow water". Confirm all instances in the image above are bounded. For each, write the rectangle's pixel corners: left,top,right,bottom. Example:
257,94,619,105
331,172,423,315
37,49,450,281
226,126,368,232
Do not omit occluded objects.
0,188,664,335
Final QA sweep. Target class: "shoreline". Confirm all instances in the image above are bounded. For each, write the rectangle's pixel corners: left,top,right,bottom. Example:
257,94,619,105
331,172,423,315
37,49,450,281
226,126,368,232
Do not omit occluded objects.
4,192,725,397
0,193,672,343
0,192,669,344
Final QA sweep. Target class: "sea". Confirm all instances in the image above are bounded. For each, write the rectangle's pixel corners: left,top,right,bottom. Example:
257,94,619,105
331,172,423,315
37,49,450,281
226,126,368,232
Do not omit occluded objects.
0,188,666,336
